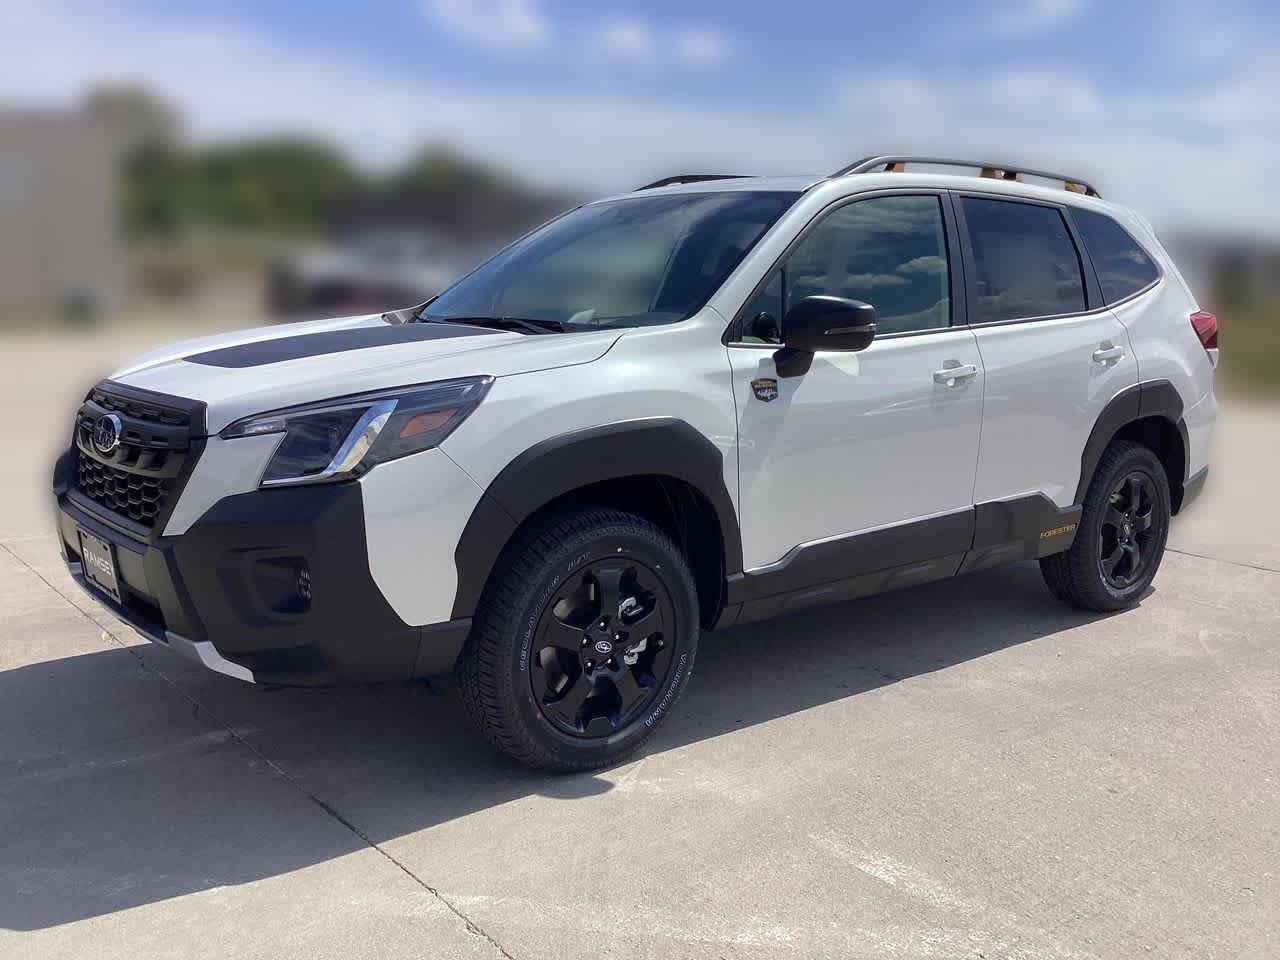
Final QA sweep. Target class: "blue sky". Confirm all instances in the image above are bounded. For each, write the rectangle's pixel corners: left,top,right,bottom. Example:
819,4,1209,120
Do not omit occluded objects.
117,0,1273,108
4,0,1278,231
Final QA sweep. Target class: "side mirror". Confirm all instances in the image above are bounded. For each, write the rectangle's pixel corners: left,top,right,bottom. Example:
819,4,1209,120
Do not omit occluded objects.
774,296,877,377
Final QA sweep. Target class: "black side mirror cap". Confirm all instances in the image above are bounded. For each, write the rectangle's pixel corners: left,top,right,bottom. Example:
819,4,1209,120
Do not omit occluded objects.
773,296,877,377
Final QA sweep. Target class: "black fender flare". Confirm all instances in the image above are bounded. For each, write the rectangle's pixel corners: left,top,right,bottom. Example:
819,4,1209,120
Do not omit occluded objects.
450,418,743,620
1075,379,1190,503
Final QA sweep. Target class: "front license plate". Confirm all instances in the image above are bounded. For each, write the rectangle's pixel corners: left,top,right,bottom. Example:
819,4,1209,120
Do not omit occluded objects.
77,528,121,602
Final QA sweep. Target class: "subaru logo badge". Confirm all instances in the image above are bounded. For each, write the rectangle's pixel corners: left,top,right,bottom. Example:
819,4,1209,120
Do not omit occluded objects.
594,639,613,655
93,414,123,455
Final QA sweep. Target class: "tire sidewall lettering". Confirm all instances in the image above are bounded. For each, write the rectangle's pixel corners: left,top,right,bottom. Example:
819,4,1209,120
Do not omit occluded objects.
518,547,612,675
645,651,689,729
519,571,563,675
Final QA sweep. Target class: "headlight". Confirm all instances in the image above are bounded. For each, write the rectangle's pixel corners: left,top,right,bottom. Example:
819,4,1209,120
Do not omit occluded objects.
222,376,492,487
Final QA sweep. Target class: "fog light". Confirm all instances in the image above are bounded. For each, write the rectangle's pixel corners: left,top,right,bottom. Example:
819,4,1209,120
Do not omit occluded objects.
250,555,311,615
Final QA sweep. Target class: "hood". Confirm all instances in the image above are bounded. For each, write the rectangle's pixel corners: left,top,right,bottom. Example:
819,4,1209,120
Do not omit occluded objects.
111,314,622,435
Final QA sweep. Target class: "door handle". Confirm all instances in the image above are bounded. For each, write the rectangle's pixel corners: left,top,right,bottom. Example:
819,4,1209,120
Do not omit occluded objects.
1092,345,1125,364
933,362,978,386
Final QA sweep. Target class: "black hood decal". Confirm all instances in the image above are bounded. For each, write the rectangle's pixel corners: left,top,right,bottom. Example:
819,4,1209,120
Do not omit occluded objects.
184,322,503,369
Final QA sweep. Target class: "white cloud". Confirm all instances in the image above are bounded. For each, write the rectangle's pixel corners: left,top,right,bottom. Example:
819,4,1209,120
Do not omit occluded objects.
420,0,549,51
673,27,731,66
848,274,909,288
592,20,730,67
984,0,1085,35
2,0,1275,235
834,62,1279,233
899,256,948,276
594,18,655,61
0,2,799,184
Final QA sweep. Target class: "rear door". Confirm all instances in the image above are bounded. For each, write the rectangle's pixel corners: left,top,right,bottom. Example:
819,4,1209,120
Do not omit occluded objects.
957,193,1138,509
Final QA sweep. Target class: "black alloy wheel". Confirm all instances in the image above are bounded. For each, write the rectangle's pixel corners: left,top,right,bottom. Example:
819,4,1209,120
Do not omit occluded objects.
532,560,675,737
1040,440,1171,612
456,505,699,772
1098,472,1159,589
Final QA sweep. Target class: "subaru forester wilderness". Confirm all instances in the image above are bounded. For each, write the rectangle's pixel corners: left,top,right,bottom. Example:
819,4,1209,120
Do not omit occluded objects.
54,157,1217,771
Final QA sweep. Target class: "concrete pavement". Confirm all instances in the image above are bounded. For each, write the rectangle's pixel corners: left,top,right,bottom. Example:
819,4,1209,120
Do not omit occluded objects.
2,331,1277,958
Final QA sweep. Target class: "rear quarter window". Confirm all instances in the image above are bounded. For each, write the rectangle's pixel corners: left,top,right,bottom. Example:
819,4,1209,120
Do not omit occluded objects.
1071,208,1161,304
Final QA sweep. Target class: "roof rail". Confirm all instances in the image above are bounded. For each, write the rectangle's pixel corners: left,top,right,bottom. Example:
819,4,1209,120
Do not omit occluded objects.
831,156,1100,198
635,174,751,191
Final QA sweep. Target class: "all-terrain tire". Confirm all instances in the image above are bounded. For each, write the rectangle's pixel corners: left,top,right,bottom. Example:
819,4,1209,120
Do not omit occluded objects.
1040,440,1172,612
455,505,699,772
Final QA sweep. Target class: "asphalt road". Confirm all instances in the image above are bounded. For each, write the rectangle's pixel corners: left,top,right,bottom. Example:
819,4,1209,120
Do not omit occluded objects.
2,331,1277,959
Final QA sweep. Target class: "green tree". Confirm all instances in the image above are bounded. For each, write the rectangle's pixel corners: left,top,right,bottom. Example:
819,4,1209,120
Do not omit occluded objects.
122,141,188,235
186,138,366,232
384,143,568,239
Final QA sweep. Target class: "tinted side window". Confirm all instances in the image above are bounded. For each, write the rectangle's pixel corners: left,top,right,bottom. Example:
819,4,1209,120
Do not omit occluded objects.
731,195,951,344
786,195,951,335
961,197,1086,323
1072,208,1160,303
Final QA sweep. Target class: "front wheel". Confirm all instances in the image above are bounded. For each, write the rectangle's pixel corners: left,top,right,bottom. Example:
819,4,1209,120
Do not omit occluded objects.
1040,440,1172,612
456,506,699,772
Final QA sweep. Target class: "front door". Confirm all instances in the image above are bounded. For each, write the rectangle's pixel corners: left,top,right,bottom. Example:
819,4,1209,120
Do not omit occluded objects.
727,192,983,573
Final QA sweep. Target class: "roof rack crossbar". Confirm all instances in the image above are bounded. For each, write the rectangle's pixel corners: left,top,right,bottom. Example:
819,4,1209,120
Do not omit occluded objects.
831,156,1100,198
636,174,752,191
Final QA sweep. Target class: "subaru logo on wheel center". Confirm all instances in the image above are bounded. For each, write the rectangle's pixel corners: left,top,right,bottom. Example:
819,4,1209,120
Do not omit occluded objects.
594,639,613,655
92,414,123,455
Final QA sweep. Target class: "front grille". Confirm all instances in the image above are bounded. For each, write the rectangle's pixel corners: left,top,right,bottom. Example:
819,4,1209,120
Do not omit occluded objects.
89,387,191,428
76,455,172,526
70,382,206,533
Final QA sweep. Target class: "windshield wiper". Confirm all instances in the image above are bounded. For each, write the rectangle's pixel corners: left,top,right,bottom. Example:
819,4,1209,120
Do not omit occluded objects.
427,315,565,335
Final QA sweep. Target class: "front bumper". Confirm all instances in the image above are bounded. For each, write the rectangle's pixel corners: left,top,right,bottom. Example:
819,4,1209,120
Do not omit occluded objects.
64,553,254,682
54,450,471,685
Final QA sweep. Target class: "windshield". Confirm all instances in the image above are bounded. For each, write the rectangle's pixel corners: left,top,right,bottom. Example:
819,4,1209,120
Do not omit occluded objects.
421,191,799,331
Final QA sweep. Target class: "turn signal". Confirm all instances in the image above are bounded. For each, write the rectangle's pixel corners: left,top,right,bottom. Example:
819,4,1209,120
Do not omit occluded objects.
399,409,457,439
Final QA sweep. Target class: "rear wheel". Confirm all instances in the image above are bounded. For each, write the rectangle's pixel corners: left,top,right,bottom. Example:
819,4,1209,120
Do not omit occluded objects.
1040,440,1171,612
456,506,698,772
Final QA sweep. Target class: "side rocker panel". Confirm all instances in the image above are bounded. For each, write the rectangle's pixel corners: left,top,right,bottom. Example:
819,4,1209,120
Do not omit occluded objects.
728,509,975,606
450,418,742,620
959,495,1083,574
728,496,1083,624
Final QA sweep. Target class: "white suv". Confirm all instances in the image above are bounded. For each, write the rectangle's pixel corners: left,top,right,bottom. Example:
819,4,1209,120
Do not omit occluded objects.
54,156,1218,771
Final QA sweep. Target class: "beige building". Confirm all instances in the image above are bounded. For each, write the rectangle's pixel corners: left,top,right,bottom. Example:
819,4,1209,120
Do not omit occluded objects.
0,109,120,325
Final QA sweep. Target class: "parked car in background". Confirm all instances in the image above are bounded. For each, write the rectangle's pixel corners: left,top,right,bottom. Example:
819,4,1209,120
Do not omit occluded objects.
267,226,472,318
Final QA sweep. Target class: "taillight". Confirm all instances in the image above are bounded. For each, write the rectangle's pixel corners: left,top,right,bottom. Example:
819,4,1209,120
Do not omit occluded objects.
1190,310,1218,351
